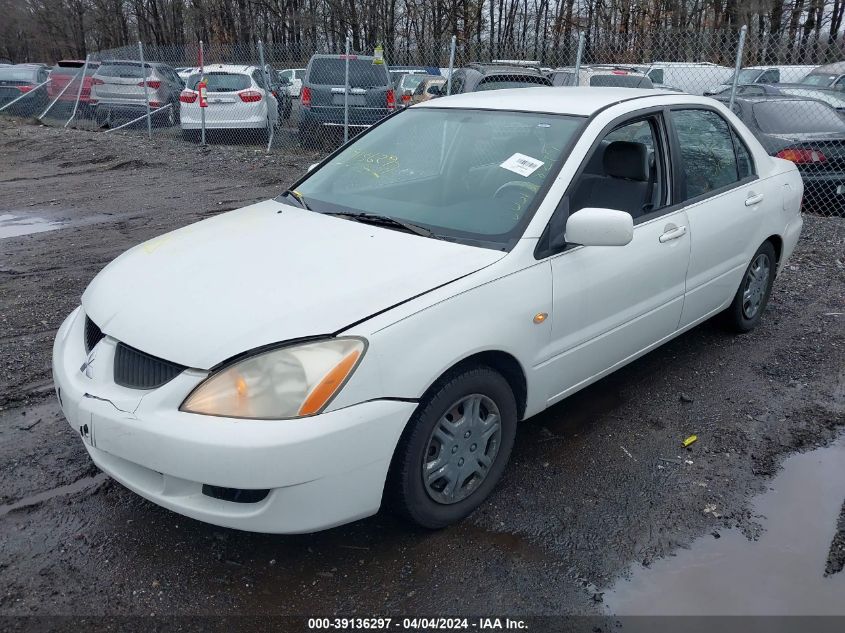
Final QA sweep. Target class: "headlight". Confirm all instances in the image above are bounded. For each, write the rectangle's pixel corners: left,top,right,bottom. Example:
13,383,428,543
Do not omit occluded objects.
180,338,366,419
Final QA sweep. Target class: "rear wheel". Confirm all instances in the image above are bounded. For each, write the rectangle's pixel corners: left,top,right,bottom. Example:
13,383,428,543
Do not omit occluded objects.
387,366,517,529
722,241,777,333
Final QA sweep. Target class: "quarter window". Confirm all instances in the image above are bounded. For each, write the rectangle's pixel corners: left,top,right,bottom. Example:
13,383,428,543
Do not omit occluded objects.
671,109,742,200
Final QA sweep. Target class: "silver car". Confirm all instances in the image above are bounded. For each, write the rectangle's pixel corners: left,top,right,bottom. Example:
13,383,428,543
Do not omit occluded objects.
91,60,184,127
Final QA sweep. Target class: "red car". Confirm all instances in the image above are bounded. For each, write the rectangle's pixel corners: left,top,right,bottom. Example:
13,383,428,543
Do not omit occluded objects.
47,60,101,114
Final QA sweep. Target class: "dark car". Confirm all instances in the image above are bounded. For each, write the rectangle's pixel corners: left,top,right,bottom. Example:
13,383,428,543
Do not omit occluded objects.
723,83,845,114
447,63,552,93
265,65,293,120
299,54,395,148
724,96,845,213
0,64,49,116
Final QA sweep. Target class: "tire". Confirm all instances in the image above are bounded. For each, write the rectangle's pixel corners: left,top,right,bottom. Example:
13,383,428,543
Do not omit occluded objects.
387,365,517,529
721,240,777,333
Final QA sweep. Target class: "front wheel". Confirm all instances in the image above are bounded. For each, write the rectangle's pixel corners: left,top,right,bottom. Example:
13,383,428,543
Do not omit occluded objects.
722,241,777,333
387,366,517,529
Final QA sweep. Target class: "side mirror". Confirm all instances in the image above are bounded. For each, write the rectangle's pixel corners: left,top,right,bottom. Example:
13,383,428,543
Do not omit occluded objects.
308,163,318,172
565,207,633,247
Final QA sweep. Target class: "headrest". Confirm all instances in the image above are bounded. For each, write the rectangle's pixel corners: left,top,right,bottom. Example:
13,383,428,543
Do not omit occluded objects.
603,140,649,181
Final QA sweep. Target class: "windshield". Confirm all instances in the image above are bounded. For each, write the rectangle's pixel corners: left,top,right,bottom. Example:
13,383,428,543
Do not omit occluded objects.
400,74,425,91
753,101,845,134
97,62,152,79
726,68,762,84
291,109,583,249
187,72,250,91
799,74,836,87
477,76,550,91
308,58,390,87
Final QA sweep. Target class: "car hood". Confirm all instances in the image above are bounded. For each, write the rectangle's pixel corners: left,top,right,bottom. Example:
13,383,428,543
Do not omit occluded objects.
83,200,504,369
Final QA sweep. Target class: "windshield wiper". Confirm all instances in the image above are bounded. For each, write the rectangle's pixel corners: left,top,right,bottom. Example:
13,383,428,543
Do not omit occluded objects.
327,211,439,239
281,189,311,211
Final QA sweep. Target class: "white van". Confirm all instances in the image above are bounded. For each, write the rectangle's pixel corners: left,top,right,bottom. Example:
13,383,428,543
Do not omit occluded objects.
705,65,816,94
631,62,733,95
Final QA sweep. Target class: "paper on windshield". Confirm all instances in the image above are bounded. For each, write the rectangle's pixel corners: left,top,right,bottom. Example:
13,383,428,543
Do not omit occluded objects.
500,153,544,177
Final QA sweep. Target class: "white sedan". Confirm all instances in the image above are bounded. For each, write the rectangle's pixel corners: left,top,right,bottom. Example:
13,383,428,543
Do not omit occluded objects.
53,88,803,533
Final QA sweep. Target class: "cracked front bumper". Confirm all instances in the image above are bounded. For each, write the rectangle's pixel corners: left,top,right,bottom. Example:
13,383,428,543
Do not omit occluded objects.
52,307,415,533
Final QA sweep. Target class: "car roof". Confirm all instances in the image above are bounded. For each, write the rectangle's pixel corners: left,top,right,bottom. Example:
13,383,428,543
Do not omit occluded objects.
418,86,685,115
465,63,542,75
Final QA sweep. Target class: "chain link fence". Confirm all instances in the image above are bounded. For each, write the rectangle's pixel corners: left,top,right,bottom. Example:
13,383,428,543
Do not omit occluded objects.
3,28,845,217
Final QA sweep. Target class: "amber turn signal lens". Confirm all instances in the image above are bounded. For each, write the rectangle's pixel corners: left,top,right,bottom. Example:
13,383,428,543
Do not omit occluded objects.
298,350,362,416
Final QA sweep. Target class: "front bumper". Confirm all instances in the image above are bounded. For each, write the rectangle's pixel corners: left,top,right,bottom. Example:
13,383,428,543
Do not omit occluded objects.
53,307,415,533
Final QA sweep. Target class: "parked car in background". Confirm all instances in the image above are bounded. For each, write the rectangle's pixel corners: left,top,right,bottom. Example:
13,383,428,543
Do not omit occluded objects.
278,68,305,97
265,65,293,120
91,60,183,128
47,60,101,115
549,65,653,88
631,62,732,95
720,83,845,114
0,64,49,116
180,64,278,141
448,63,552,93
723,95,845,213
389,66,440,88
299,54,395,148
410,75,447,104
53,87,803,533
706,65,816,95
798,62,845,90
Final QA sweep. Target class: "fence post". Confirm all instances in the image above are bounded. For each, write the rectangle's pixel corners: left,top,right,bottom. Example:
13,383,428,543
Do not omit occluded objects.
199,40,206,146
729,25,748,111
344,36,350,144
257,39,274,152
138,41,152,139
446,35,457,96
573,32,586,86
65,55,90,127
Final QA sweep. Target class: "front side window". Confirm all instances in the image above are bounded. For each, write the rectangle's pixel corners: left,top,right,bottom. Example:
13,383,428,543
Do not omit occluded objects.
570,117,665,218
292,109,583,249
671,109,742,200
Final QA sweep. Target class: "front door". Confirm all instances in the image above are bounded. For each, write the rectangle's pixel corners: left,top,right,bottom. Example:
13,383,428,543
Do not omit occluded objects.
538,112,691,405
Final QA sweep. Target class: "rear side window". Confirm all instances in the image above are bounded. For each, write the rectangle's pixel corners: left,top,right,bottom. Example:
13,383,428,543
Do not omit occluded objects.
477,76,549,91
98,63,152,79
758,69,779,83
308,59,389,87
671,109,742,200
552,72,574,86
752,100,845,134
188,73,250,91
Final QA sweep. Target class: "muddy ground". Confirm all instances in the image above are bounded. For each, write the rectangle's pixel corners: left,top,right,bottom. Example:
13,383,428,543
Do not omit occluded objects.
0,117,844,622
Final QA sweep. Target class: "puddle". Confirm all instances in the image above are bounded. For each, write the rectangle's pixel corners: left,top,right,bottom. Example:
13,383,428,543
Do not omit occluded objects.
0,473,108,517
0,213,65,239
605,437,845,615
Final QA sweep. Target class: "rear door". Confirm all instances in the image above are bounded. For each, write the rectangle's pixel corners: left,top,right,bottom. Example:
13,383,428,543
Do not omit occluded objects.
668,108,765,327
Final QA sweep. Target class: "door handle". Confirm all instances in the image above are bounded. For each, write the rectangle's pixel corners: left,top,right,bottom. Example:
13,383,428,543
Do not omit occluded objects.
745,192,765,206
659,225,688,243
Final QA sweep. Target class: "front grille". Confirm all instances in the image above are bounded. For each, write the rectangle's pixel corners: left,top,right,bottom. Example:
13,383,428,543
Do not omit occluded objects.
202,485,270,504
113,343,186,390
84,316,105,352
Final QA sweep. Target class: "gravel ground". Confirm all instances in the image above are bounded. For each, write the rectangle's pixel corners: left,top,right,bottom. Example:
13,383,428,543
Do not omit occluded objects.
0,116,843,619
